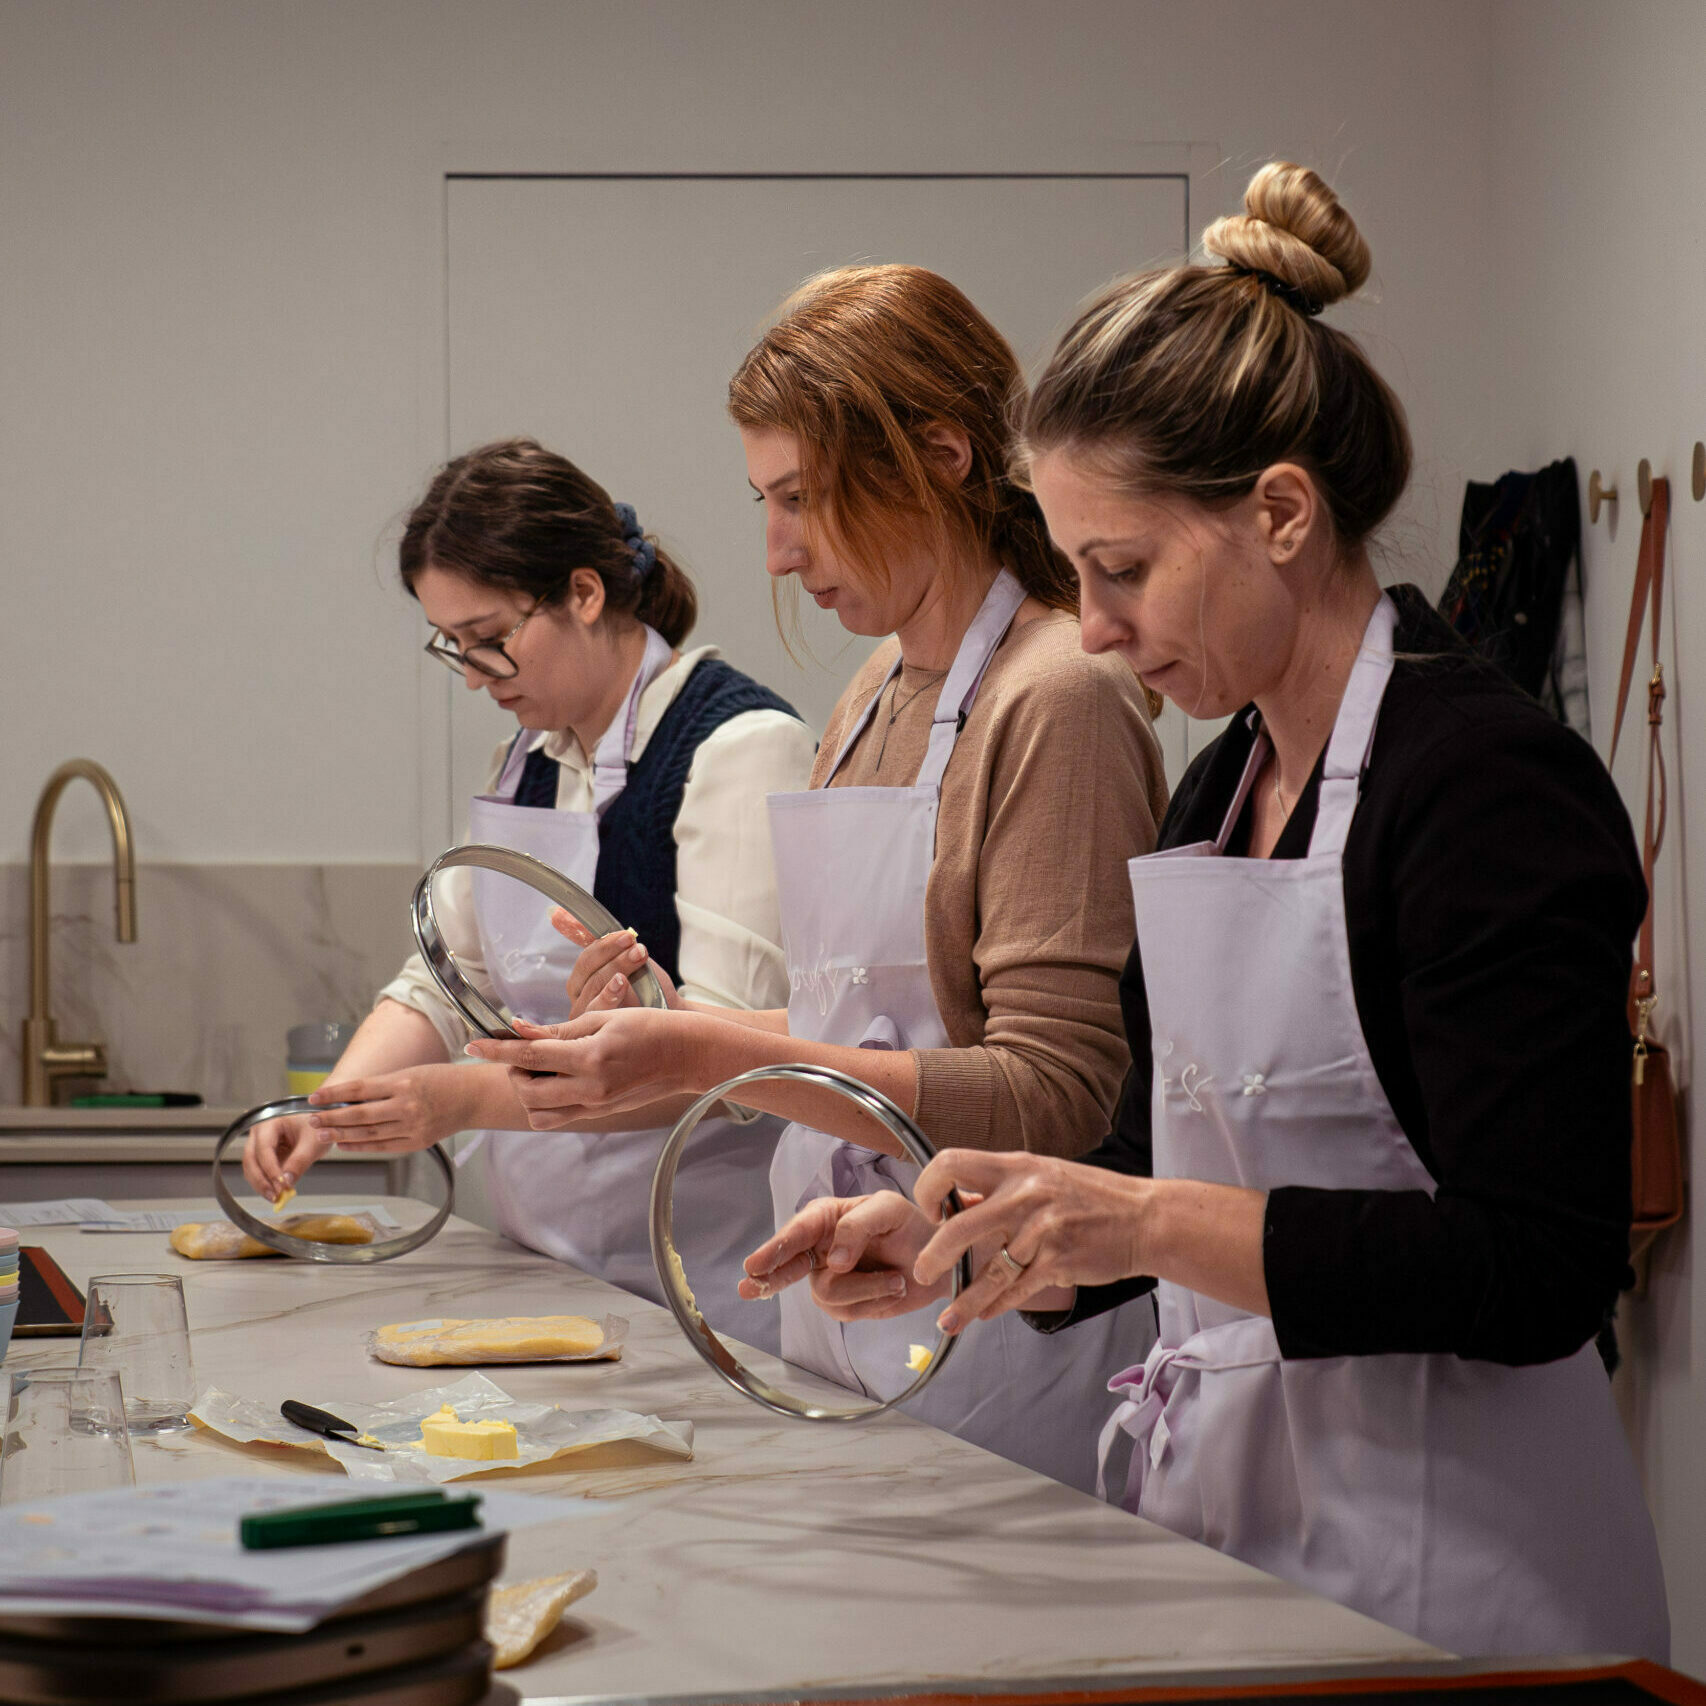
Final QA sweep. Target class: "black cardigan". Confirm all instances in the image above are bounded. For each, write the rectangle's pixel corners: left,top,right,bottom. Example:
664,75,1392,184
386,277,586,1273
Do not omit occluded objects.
1039,586,1644,1366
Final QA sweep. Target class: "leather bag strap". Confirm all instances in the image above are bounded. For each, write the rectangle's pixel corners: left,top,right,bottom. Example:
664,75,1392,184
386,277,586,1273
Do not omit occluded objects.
1610,478,1670,1025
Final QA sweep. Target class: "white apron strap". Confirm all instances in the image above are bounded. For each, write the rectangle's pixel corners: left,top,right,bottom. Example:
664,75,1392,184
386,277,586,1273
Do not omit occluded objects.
823,656,906,780
489,625,674,812
493,728,541,800
1214,718,1271,853
592,625,675,820
822,568,1027,788
1308,595,1398,859
916,568,1028,793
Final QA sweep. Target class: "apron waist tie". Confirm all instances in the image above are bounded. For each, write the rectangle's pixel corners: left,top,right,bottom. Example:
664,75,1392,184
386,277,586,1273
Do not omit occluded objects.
1096,1322,1282,1507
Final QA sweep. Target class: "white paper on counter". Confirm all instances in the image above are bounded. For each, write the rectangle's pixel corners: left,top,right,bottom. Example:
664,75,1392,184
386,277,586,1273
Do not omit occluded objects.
82,1202,404,1233
191,1372,694,1483
0,1474,575,1631
0,1198,121,1226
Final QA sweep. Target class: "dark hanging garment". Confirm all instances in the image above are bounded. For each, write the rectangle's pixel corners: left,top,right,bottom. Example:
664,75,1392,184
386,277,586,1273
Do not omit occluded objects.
1437,457,1589,734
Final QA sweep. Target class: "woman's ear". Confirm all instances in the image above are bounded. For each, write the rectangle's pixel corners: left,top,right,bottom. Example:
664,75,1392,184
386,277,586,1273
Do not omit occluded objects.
919,423,975,487
1252,463,1320,567
566,566,607,626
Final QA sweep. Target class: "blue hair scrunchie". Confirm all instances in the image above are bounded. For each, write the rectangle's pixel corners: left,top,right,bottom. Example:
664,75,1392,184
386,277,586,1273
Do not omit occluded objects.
613,501,658,579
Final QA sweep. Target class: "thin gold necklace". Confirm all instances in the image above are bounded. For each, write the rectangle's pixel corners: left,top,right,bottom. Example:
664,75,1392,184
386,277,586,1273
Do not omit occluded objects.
874,665,948,769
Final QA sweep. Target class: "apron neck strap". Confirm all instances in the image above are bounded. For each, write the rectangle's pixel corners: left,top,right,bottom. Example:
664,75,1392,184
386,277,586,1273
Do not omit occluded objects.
494,728,539,800
592,625,675,819
1308,594,1397,858
1214,716,1270,852
824,568,1028,789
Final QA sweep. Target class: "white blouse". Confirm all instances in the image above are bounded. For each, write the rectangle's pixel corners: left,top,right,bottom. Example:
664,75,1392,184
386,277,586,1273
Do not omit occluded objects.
379,645,816,1053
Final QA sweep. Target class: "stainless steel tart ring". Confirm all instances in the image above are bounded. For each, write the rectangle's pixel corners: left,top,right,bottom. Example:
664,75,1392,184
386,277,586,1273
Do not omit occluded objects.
412,843,667,1036
212,1098,455,1263
208,845,663,1262
650,1064,971,1421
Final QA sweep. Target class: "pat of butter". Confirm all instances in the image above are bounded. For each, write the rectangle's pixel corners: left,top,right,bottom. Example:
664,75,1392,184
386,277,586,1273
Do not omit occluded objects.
906,1344,933,1373
270,1187,297,1214
665,1246,700,1316
416,1403,520,1460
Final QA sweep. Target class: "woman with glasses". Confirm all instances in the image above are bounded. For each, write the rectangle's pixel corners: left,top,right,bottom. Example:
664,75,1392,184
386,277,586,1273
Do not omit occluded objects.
243,438,814,1341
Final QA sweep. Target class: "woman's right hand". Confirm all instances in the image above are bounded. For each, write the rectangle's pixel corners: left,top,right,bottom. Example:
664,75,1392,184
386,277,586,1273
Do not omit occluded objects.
242,1113,326,1203
555,910,682,1015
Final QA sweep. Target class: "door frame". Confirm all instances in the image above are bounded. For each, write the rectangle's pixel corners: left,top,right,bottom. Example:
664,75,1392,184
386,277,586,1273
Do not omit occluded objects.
412,145,1225,860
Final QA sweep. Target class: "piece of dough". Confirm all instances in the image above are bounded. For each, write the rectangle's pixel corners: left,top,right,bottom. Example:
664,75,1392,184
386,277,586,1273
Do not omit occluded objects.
487,1570,598,1669
270,1187,297,1213
169,1215,376,1260
906,1344,934,1373
372,1315,605,1364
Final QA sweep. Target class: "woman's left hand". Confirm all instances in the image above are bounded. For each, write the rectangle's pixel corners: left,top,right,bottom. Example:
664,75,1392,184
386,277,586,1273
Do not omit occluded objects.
910,1149,1148,1333
737,1191,948,1320
552,912,683,1016
464,1008,705,1126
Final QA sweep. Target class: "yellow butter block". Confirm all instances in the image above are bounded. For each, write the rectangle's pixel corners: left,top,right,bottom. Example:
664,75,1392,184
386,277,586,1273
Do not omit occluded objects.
416,1404,520,1461
906,1344,933,1373
373,1316,605,1364
270,1187,297,1214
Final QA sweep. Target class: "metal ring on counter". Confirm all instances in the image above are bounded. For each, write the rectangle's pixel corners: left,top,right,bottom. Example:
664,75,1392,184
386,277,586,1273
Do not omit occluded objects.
211,1098,455,1263
649,1064,971,1422
412,843,666,1039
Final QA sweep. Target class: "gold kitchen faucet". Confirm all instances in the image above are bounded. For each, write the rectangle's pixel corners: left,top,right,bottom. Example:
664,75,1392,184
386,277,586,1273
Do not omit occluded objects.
22,759,136,1106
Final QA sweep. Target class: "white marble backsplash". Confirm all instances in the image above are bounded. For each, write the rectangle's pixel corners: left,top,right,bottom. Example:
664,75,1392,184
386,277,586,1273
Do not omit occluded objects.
0,863,420,1107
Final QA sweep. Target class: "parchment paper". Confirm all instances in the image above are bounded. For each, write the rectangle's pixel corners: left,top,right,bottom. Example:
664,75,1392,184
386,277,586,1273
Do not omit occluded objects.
190,1372,693,1482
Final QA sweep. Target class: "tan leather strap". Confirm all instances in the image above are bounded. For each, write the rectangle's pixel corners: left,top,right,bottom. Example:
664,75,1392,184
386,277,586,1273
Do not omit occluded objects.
1610,478,1670,1028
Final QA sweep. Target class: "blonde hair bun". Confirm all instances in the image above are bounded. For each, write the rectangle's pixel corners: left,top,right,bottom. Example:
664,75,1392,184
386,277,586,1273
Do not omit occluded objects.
1203,162,1370,310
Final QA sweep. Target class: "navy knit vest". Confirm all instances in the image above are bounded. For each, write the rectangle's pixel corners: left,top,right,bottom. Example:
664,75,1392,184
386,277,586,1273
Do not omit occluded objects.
511,658,800,986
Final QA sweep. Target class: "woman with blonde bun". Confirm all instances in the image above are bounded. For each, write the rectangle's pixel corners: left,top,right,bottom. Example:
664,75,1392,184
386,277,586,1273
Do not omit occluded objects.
747,166,1669,1660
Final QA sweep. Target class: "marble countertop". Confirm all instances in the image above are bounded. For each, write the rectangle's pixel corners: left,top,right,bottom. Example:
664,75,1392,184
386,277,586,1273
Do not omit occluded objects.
7,1201,1442,1704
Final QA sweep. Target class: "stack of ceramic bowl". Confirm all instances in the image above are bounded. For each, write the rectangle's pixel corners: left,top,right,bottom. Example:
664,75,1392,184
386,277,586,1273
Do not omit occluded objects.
0,1231,18,1364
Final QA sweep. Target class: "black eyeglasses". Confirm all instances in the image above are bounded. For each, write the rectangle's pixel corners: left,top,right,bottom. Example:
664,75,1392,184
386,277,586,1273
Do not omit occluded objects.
423,606,537,680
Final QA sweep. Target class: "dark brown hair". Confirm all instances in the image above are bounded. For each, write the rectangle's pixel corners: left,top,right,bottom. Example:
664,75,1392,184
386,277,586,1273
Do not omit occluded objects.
1018,163,1412,556
398,438,697,646
729,264,1077,613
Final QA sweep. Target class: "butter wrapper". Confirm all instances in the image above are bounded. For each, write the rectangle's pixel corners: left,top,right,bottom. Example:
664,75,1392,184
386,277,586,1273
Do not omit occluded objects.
189,1372,693,1484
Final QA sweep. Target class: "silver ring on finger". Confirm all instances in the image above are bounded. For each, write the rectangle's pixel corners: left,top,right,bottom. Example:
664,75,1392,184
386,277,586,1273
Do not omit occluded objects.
992,1244,1029,1286
805,1248,819,1273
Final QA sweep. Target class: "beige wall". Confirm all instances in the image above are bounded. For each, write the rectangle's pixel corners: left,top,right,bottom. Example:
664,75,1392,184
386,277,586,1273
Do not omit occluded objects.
1488,0,1706,1674
0,0,1498,864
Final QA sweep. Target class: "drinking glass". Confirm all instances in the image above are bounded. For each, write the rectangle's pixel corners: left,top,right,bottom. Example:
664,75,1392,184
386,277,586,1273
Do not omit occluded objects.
78,1273,195,1432
0,1368,134,1503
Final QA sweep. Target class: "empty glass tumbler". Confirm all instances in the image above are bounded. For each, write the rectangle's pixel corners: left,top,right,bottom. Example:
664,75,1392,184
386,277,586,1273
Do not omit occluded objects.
1,1367,135,1503
78,1273,195,1432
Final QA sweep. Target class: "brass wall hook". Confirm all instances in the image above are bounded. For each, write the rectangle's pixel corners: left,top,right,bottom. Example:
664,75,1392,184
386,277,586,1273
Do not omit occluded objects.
1693,441,1704,503
1638,458,1655,519
1588,469,1618,524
